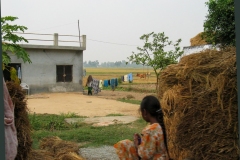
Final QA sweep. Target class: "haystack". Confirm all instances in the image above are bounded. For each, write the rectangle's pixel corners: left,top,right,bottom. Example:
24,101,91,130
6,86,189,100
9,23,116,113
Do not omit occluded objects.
158,47,238,160
29,150,55,160
6,81,32,160
190,32,207,46
39,136,85,159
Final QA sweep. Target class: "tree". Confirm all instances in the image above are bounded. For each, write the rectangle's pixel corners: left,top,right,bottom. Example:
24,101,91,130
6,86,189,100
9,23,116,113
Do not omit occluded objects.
202,0,235,46
114,61,122,67
87,60,99,67
1,16,31,68
127,32,183,90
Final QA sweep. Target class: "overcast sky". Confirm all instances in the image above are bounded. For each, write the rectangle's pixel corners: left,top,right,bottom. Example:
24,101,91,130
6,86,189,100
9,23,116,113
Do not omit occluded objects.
2,0,208,63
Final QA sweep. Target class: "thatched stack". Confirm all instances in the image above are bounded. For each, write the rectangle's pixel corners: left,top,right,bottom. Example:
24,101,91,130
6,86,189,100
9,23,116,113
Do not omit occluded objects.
38,136,85,160
158,47,238,160
28,150,55,160
190,32,207,46
6,82,32,160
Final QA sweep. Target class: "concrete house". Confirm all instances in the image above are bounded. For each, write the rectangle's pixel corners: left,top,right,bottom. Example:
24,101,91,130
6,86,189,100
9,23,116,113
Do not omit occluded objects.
3,33,86,94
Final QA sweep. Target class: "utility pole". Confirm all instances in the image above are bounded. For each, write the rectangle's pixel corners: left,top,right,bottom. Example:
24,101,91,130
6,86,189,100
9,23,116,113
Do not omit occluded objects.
78,20,81,47
0,1,6,159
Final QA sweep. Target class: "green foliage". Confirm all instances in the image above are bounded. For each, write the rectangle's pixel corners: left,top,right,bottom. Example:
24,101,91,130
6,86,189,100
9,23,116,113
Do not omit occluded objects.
118,77,122,84
106,113,125,116
1,16,31,65
29,113,146,149
202,0,235,47
117,98,141,105
127,32,183,89
29,112,84,131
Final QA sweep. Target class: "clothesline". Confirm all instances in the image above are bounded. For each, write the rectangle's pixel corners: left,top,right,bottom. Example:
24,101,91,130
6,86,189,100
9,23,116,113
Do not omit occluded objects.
90,73,133,94
121,73,133,83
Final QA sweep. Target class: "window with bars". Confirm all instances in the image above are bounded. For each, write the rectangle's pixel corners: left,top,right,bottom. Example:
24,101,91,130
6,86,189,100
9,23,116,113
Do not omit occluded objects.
56,65,73,82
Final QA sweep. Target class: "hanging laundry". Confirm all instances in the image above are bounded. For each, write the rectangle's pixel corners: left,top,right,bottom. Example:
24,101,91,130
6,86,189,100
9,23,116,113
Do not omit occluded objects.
108,79,111,85
91,79,101,94
121,76,124,82
104,80,109,87
110,78,115,90
4,78,18,160
115,78,118,87
18,67,21,80
99,80,103,89
128,73,133,82
124,75,128,82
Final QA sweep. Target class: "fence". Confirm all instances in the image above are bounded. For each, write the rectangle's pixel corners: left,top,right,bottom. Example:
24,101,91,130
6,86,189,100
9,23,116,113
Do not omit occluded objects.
12,32,86,48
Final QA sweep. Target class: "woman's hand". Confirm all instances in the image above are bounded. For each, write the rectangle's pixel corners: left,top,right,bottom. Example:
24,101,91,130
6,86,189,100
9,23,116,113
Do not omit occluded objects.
134,133,141,147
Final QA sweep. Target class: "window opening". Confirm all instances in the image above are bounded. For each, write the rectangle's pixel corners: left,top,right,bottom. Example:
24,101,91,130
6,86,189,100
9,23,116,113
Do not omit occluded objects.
56,65,73,82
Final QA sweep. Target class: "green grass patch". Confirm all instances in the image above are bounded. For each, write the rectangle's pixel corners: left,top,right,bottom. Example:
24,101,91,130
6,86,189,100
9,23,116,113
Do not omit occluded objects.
117,98,141,105
29,113,147,149
29,112,86,131
106,113,125,116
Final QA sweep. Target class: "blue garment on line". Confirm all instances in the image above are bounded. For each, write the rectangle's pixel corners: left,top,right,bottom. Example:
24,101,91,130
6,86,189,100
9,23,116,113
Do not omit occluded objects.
128,73,133,82
115,78,118,86
110,78,115,90
104,80,108,87
110,78,115,86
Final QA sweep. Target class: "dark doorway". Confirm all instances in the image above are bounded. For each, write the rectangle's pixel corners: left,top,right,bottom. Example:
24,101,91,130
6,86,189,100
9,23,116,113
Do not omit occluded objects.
3,63,22,82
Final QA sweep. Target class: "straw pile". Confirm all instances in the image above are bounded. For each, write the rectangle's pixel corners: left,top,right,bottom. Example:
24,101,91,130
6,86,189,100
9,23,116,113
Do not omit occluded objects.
158,47,238,160
39,136,85,160
5,82,85,160
29,149,84,160
190,32,207,46
29,150,55,160
6,81,32,160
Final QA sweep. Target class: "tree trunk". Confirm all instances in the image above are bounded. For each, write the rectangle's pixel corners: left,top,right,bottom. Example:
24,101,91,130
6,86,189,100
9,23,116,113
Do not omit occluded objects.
156,74,159,94
153,69,160,95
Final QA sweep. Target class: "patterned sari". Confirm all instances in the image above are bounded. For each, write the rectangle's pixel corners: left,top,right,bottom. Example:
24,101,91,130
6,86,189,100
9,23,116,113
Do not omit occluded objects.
114,123,169,160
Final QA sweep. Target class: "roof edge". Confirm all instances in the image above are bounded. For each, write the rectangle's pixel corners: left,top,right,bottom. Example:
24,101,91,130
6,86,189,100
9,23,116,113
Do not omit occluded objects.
20,44,86,51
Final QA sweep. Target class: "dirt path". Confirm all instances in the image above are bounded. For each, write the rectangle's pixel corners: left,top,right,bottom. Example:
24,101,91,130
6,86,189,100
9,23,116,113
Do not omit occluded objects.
27,90,154,117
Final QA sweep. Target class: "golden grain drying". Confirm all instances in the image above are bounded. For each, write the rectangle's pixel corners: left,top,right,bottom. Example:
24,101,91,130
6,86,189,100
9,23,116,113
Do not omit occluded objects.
158,47,237,160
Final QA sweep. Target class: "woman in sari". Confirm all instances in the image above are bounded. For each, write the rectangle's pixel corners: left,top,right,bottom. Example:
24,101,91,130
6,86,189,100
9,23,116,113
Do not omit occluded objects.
114,95,171,160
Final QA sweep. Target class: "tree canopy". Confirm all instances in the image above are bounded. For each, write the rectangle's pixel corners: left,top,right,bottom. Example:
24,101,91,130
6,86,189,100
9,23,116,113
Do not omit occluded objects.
202,0,235,46
1,16,31,67
127,32,183,89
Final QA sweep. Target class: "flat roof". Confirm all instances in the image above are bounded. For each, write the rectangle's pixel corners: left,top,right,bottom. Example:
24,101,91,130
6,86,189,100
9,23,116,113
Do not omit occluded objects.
20,44,86,51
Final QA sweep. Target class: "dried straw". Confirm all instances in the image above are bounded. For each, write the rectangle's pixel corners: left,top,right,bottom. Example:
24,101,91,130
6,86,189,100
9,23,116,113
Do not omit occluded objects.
29,150,55,160
6,82,32,160
190,32,207,46
158,47,238,160
5,82,85,160
39,136,84,159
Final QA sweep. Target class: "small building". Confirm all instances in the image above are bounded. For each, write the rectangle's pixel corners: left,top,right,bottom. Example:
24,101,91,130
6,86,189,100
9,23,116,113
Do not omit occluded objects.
3,33,86,94
181,32,219,58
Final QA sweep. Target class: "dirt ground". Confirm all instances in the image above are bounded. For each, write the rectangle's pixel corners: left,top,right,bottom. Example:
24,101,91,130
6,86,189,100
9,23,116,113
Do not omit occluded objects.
27,89,156,118
27,89,156,159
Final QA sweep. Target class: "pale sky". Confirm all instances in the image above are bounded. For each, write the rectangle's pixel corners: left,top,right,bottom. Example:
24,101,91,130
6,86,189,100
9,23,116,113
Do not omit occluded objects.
2,0,208,63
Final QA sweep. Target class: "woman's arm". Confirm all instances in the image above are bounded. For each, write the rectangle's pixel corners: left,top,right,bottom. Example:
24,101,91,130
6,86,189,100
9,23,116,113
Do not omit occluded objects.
134,133,142,160
137,132,156,159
